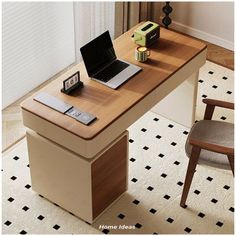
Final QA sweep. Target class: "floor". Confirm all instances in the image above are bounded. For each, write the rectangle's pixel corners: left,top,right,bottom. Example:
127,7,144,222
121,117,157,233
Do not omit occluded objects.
205,42,234,70
2,40,234,152
178,31,234,71
2,61,234,233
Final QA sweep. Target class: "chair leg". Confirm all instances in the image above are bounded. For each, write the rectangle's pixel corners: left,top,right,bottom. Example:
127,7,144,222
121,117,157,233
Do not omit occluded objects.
180,146,201,208
203,104,215,120
227,154,234,176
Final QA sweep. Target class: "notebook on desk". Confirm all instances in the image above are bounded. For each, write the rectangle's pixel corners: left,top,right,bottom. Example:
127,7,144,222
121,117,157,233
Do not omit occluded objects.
80,31,142,89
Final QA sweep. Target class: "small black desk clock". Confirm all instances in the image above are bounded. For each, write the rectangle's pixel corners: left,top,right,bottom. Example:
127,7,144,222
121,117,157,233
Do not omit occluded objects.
61,71,84,94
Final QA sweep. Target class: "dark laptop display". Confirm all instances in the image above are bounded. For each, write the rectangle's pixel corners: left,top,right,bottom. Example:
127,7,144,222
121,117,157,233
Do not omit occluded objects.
80,31,117,77
80,30,142,89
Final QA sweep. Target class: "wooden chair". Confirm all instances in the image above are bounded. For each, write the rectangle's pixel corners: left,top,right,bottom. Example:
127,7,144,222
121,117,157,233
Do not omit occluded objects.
180,98,234,208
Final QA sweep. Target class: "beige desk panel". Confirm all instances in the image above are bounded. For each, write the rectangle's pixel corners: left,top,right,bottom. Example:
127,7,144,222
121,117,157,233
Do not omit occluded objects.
27,130,93,222
152,71,199,127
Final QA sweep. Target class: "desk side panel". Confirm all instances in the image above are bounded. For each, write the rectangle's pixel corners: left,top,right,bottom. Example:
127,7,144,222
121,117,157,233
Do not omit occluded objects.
26,130,93,222
91,133,128,219
151,71,199,127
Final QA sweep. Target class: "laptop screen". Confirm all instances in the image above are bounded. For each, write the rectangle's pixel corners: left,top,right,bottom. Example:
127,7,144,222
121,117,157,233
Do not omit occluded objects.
80,31,116,77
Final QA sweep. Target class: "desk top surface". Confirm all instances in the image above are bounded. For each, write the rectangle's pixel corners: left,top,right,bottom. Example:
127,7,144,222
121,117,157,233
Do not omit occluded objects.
21,23,207,140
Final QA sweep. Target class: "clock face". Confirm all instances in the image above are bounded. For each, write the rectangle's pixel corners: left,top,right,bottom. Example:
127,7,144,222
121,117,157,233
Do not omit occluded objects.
64,72,80,91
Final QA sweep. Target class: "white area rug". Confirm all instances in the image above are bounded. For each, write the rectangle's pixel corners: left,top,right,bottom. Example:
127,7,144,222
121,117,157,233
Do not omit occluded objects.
195,61,234,123
2,61,234,234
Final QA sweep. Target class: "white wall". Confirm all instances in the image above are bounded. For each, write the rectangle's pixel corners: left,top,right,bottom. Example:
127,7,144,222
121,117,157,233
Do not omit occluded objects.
161,2,234,50
2,2,76,108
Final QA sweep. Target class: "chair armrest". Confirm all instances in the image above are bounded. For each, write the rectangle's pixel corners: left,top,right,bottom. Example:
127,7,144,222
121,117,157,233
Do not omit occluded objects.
189,138,234,155
203,99,234,120
203,99,234,110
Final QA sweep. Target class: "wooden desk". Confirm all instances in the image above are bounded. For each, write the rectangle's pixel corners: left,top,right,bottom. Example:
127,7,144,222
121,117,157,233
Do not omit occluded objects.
21,23,207,223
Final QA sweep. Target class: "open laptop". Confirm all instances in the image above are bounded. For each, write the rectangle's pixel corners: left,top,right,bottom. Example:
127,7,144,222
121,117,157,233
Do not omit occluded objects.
80,31,142,89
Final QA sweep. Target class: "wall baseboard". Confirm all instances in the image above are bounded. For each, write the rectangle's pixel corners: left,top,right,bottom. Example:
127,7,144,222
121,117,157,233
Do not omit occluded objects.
160,16,234,51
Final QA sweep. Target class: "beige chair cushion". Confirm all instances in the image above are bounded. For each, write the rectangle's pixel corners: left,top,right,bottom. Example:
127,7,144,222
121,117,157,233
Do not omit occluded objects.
185,120,234,170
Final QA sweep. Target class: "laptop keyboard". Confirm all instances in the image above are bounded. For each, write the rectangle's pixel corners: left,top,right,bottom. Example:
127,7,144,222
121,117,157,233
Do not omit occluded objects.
94,60,129,82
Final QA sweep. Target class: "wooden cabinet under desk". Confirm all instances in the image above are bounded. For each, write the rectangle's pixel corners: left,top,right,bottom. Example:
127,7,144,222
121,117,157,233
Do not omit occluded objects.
21,23,207,223
26,129,128,223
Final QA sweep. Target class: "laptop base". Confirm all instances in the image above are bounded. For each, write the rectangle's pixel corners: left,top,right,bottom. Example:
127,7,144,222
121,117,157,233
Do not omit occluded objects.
92,60,142,89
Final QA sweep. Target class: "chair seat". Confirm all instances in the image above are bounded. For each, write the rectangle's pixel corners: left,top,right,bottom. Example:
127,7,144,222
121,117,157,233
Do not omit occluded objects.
185,120,234,170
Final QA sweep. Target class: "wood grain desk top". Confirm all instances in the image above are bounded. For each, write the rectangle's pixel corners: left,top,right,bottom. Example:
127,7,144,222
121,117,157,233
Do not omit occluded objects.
21,23,207,140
